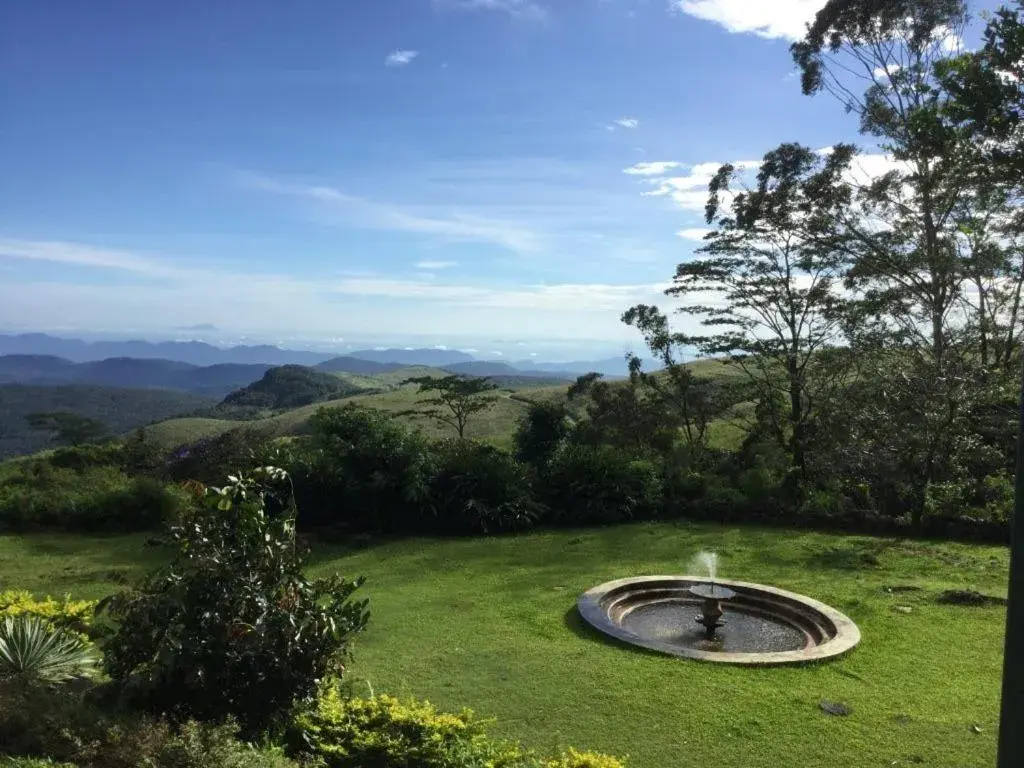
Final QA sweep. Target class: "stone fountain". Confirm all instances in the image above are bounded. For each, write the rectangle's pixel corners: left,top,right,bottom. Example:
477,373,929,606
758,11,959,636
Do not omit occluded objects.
576,551,860,665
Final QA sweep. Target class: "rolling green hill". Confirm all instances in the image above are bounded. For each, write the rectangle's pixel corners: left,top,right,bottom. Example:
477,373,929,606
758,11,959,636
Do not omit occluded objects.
146,373,569,450
141,360,743,451
119,359,739,453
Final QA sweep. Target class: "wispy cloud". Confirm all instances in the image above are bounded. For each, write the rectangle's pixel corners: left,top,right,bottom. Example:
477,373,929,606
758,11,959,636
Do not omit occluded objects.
415,260,459,269
624,161,681,176
672,0,822,41
607,117,639,131
434,0,550,22
385,49,419,67
0,236,669,340
238,173,544,253
0,238,183,277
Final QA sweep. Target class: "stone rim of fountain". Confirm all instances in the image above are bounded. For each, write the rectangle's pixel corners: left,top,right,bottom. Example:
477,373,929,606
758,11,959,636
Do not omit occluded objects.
578,575,861,665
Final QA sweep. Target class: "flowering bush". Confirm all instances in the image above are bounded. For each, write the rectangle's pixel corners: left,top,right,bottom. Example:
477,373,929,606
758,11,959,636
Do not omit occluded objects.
292,689,625,768
0,591,96,638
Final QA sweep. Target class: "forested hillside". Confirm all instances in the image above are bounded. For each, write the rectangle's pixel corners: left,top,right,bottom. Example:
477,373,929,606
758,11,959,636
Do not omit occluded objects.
0,385,214,459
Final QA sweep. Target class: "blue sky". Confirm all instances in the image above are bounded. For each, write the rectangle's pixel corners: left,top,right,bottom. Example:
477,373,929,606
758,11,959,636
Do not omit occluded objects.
0,0,967,358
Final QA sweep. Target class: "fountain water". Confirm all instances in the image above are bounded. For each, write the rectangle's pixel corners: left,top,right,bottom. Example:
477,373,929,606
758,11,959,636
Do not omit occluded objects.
689,551,736,638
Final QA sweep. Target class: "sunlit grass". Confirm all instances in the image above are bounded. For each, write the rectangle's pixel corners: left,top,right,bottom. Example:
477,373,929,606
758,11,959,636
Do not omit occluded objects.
0,523,1007,768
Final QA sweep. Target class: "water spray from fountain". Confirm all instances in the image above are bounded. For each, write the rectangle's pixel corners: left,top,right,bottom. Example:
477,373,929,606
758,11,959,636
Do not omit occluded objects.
690,550,734,638
693,551,718,591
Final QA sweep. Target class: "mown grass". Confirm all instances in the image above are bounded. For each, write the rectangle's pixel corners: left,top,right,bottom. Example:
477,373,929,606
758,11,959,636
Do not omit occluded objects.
0,523,1008,768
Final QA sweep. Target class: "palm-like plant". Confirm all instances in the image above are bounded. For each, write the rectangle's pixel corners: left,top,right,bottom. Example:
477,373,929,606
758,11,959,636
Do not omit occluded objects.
0,616,96,683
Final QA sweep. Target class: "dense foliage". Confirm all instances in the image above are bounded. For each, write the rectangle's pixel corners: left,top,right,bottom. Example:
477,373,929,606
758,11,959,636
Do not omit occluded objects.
294,404,433,531
98,468,369,736
0,454,191,532
0,680,299,768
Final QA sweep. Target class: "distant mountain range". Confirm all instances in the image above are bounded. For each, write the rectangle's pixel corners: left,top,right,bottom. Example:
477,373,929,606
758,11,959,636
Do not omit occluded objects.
0,356,273,398
0,333,651,376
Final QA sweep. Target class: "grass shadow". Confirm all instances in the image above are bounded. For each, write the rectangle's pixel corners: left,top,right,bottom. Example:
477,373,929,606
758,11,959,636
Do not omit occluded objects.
805,540,892,571
562,606,666,659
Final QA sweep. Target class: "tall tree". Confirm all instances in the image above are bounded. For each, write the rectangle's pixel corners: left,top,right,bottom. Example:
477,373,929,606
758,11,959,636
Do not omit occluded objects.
793,0,979,364
939,2,1024,368
627,143,854,475
621,307,732,465
403,375,499,440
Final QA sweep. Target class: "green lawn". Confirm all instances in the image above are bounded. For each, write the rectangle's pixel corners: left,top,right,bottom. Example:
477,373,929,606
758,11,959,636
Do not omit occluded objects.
0,523,1008,768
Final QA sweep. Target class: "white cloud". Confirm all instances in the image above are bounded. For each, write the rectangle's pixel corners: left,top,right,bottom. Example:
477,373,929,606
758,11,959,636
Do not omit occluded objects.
0,237,671,341
415,260,458,269
607,117,639,131
672,0,823,41
385,50,419,67
240,173,543,253
676,228,713,242
623,161,681,176
434,0,549,22
641,159,759,212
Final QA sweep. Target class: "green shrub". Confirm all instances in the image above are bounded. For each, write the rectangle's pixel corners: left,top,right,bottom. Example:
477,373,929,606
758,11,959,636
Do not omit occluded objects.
292,689,625,768
47,444,124,472
514,401,568,467
0,617,96,684
980,472,1014,522
292,690,527,768
167,428,273,486
427,441,541,534
0,462,189,532
0,758,78,767
99,468,368,737
544,445,662,525
0,679,298,768
297,405,431,531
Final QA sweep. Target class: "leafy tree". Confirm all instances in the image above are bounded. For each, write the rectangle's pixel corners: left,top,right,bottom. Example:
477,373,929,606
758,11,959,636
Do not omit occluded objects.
791,0,983,364
402,375,499,440
621,312,711,463
25,411,108,447
813,352,1008,524
514,400,569,466
627,144,854,475
565,372,682,457
427,440,541,534
299,405,431,530
937,3,1024,368
99,467,369,737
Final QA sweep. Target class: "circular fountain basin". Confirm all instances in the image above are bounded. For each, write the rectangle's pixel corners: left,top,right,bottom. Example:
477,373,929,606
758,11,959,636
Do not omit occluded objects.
578,576,860,665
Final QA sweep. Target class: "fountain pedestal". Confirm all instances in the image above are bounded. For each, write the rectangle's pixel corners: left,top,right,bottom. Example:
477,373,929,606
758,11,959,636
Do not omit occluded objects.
689,583,737,639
